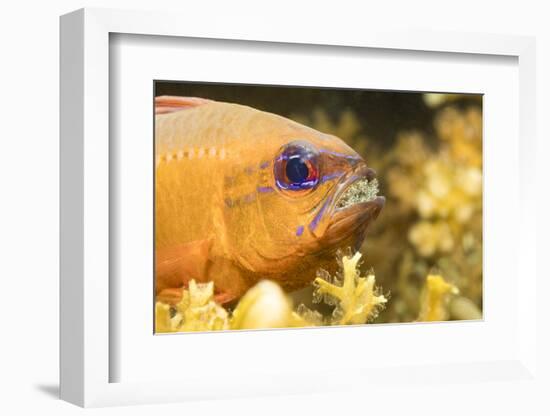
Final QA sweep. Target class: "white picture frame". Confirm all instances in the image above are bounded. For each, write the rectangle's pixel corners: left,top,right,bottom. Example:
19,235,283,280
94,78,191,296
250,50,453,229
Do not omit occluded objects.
60,7,539,408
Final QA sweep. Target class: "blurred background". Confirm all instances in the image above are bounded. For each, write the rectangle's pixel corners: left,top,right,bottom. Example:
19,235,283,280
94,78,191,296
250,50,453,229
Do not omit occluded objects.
155,82,483,323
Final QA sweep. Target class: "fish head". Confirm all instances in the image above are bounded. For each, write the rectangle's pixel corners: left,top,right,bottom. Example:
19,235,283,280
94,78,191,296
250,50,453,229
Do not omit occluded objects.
233,120,384,289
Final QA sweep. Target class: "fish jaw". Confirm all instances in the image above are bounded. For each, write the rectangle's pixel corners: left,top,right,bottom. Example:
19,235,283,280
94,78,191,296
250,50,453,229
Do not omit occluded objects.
325,196,384,249
272,190,384,293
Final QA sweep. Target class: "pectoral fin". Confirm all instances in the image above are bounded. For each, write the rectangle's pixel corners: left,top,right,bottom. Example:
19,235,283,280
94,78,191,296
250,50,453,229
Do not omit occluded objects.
155,239,212,303
156,287,185,305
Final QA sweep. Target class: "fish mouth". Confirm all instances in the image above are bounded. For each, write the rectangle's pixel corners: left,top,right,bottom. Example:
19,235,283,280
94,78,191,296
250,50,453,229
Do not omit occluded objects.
335,173,380,211
333,165,384,212
324,166,385,241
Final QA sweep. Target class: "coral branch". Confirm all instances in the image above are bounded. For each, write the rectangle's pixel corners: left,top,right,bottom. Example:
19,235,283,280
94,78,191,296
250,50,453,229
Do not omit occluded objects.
312,252,387,325
417,274,459,322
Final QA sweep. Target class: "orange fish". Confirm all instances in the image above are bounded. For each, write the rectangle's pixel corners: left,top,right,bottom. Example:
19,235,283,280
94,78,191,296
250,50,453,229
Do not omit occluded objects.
155,96,384,304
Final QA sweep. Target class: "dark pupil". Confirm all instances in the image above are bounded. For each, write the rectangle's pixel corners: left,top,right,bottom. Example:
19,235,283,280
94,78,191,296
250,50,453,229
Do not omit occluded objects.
286,157,309,183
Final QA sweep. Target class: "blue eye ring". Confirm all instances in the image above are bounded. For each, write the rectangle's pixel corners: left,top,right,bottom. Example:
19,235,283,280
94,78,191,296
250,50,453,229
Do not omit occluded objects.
274,141,320,191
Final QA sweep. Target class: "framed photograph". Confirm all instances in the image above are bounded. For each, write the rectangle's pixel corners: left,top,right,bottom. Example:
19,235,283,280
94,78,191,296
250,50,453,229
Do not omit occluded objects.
60,7,538,408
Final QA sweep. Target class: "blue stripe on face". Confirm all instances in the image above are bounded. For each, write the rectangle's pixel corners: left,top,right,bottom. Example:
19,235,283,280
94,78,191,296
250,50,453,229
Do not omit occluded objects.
259,161,270,169
309,197,331,233
257,186,274,193
320,173,342,184
296,225,304,236
225,193,256,208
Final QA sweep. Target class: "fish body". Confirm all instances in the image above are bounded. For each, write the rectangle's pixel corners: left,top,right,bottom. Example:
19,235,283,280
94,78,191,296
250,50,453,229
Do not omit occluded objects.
155,96,384,304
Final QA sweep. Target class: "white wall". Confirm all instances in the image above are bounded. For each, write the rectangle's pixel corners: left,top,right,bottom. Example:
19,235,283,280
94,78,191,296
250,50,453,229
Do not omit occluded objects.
1,1,548,414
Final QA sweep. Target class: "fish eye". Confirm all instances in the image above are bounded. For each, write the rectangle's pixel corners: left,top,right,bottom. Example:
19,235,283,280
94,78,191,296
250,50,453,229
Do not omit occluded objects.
274,141,320,192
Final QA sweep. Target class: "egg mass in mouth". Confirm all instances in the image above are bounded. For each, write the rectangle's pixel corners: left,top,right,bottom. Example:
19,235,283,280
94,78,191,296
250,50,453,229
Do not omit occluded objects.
335,178,379,210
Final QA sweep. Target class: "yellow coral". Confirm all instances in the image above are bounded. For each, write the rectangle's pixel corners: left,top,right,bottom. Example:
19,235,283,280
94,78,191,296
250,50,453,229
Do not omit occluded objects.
175,280,229,331
408,220,454,257
435,107,482,168
417,274,459,322
155,302,180,333
155,252,387,331
312,252,387,325
414,159,481,224
155,280,229,333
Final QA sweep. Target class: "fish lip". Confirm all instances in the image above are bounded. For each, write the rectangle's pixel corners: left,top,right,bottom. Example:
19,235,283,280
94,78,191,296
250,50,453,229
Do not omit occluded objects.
329,196,385,228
